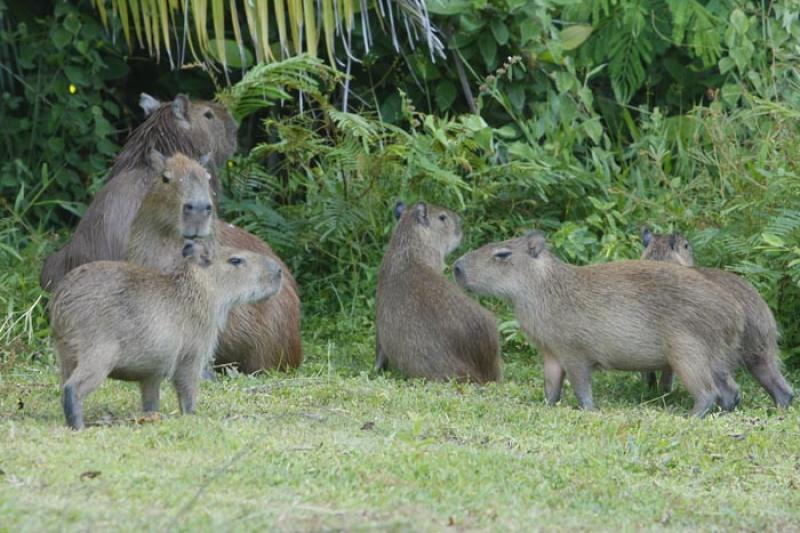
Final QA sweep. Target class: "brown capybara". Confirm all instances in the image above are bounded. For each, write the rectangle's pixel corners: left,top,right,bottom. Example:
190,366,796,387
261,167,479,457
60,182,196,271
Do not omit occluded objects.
127,151,302,372
453,231,747,417
50,241,283,430
40,93,238,291
375,201,501,383
641,228,794,407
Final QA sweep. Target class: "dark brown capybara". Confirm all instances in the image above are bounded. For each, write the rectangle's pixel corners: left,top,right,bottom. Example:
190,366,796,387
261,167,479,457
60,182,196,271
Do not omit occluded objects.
641,228,794,408
50,241,283,430
127,151,302,372
454,231,747,417
375,201,501,383
40,93,238,291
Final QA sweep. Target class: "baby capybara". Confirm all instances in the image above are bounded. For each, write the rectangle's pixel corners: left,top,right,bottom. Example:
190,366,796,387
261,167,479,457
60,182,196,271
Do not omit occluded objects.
454,231,746,417
50,242,283,430
375,202,501,383
641,228,794,407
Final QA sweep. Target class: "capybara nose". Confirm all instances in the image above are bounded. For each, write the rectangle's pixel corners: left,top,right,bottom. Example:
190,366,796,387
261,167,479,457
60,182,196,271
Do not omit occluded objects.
184,202,213,214
453,260,464,280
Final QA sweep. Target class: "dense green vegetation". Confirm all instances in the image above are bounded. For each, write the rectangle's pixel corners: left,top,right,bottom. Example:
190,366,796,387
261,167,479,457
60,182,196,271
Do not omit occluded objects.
1,0,800,528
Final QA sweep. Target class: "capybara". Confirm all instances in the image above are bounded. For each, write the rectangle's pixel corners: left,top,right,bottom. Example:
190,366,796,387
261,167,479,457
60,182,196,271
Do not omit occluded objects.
375,201,501,383
641,228,794,407
453,231,747,417
40,93,238,290
127,151,302,372
50,241,283,430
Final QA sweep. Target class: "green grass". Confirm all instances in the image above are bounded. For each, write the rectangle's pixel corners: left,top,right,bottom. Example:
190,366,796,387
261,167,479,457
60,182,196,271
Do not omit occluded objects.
1,322,799,532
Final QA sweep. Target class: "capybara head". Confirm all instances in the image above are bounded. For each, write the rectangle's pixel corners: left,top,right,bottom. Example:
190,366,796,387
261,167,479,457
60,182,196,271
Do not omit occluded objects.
145,151,215,240
112,93,238,182
393,201,462,259
183,241,284,307
454,231,552,299
641,228,694,266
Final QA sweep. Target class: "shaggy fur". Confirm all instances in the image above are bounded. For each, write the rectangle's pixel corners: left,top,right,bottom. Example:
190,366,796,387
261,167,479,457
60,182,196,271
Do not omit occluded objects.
641,229,794,407
375,202,501,383
50,242,283,430
40,94,238,291
454,231,747,417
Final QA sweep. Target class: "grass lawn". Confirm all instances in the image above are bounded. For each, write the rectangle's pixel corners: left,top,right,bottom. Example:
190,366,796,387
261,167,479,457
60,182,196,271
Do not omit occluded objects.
1,324,799,532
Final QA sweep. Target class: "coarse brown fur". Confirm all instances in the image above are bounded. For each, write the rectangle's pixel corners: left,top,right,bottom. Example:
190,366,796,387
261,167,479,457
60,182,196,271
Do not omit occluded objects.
127,152,302,372
40,94,238,291
50,242,283,430
375,202,501,383
641,228,794,407
454,231,747,417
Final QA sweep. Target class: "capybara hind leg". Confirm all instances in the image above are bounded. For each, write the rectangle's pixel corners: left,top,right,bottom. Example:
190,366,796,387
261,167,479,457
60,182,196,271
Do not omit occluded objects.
374,334,388,372
62,383,83,430
564,362,594,411
746,354,795,408
139,377,162,413
62,363,112,430
668,338,719,417
59,356,77,386
542,350,565,406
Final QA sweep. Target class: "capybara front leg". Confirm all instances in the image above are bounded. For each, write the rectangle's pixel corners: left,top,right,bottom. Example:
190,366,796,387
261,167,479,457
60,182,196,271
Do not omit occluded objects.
542,350,565,406
172,364,201,415
139,377,162,413
564,362,594,411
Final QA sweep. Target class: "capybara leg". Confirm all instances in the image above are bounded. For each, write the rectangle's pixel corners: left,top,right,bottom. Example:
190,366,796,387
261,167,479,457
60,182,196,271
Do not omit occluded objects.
62,383,83,431
59,356,77,386
564,363,594,411
139,378,162,413
659,369,675,394
668,338,719,417
713,371,741,412
172,366,200,415
374,340,388,372
62,362,112,430
542,350,565,406
745,354,795,408
642,372,658,391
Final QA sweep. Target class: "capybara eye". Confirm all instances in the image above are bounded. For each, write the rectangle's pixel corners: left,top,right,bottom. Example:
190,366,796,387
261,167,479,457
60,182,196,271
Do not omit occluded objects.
204,110,214,119
438,214,447,222
493,250,512,260
684,243,690,249
228,257,245,266
162,175,170,184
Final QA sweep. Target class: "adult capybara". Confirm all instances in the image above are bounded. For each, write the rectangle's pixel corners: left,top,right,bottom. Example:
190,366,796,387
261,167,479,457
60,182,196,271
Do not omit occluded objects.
50,241,283,430
641,228,794,407
454,231,747,417
127,151,302,372
375,201,501,383
40,93,238,290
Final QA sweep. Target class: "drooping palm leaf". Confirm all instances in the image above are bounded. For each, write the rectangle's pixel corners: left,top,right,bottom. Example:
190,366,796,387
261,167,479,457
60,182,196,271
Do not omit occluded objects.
93,0,444,71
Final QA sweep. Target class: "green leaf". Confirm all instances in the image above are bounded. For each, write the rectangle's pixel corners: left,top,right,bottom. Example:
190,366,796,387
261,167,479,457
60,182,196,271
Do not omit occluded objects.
208,39,254,69
64,65,89,86
560,24,593,51
63,13,82,34
490,19,509,46
519,19,541,44
478,32,497,69
427,0,473,16
52,27,72,49
435,80,458,111
730,8,749,34
508,83,525,112
762,233,786,248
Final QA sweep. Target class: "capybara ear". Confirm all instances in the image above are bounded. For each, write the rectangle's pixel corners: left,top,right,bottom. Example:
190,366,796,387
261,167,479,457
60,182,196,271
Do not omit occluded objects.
669,233,678,250
526,231,546,258
393,201,406,220
139,93,161,117
413,202,429,226
172,94,191,128
148,150,167,174
642,227,653,247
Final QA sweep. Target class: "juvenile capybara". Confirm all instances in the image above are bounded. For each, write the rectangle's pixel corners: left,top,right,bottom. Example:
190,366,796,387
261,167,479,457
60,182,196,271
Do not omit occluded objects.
375,201,501,383
50,241,283,430
127,151,302,372
40,93,238,290
454,231,747,417
641,228,794,407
